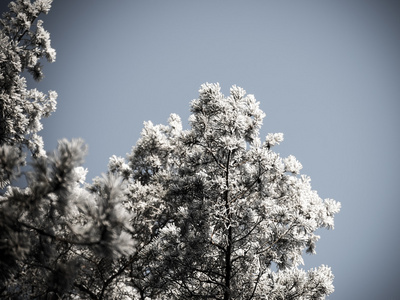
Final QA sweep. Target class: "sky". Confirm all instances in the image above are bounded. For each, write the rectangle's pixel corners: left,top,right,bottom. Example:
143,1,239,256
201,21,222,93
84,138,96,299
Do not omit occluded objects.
2,0,400,298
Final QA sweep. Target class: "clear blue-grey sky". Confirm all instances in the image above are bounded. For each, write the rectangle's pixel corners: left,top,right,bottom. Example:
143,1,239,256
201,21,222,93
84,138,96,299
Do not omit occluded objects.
2,0,400,298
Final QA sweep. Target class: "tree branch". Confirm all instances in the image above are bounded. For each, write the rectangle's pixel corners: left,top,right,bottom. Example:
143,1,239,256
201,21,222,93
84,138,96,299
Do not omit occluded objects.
18,221,102,246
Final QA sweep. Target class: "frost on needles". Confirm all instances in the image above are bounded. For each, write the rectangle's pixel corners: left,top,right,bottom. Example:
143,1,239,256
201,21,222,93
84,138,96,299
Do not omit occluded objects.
0,1,340,299
115,82,341,299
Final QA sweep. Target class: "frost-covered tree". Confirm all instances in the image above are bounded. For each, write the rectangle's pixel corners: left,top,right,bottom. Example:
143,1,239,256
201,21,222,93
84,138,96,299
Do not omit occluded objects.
111,83,341,299
0,0,57,163
1,138,136,298
0,2,136,298
0,0,58,285
1,1,340,299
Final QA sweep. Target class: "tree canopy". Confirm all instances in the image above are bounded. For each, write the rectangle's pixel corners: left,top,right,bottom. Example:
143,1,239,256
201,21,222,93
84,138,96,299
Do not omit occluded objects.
0,1,340,299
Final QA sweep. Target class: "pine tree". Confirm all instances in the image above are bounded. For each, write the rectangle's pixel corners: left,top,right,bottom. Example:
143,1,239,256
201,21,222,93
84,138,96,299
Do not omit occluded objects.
0,1,340,299
0,0,57,287
113,83,341,299
0,2,135,298
0,0,57,163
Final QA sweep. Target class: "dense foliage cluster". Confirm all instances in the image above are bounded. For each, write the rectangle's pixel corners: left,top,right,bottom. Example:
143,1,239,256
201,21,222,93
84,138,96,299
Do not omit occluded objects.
0,0,56,162
0,1,340,299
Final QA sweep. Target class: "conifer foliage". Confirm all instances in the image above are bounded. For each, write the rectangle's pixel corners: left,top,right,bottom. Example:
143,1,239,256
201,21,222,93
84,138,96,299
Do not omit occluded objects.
0,0,57,162
116,83,341,299
0,1,340,299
